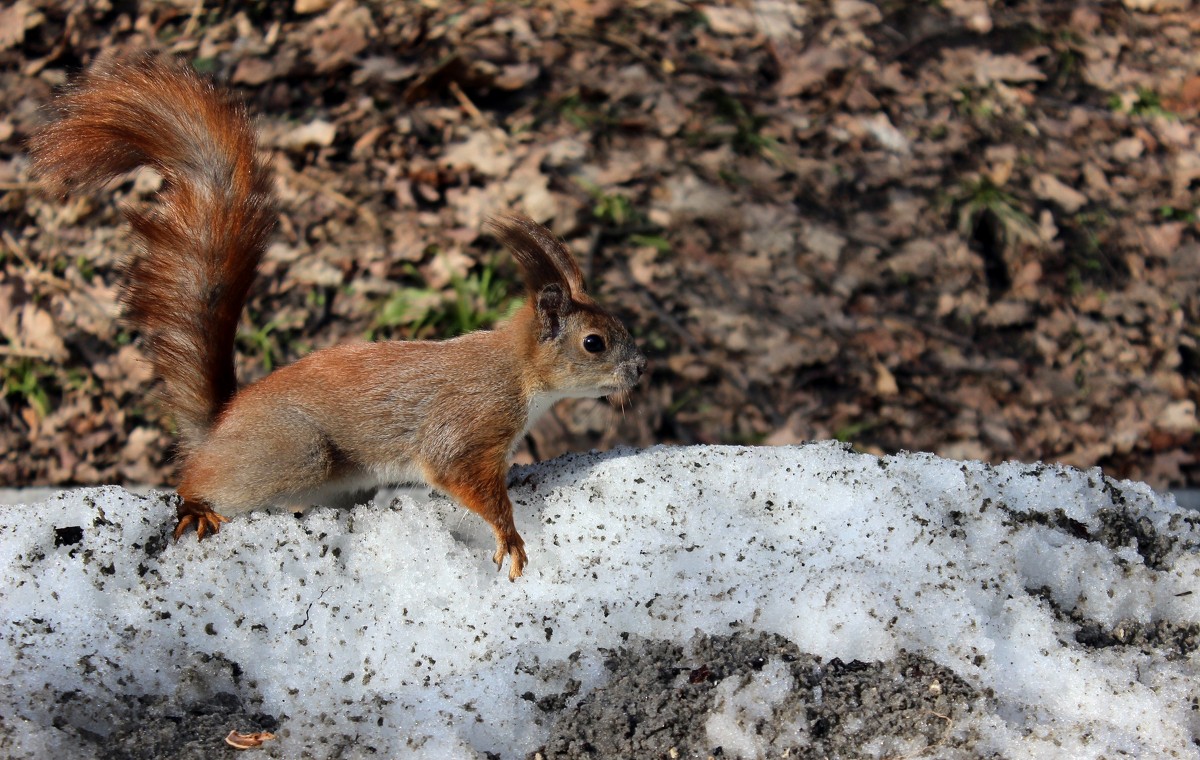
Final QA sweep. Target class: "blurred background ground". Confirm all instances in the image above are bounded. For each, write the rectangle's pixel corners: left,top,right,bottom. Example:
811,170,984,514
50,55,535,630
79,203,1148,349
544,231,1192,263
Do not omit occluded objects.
1,0,1198,492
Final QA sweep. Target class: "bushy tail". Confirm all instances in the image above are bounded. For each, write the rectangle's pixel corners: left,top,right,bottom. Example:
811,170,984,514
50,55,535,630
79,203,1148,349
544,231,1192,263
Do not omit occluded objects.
29,54,277,449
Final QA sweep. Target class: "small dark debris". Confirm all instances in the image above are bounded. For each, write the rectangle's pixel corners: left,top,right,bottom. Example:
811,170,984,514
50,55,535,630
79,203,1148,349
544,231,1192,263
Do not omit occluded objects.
54,526,83,547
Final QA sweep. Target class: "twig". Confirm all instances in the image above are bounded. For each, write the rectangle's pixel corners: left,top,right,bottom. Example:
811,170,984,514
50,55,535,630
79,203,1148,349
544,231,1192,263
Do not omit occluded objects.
273,156,382,235
4,231,118,335
561,27,671,75
179,0,206,40
631,281,703,353
0,345,56,361
23,9,76,77
3,230,38,269
448,81,491,131
3,230,72,292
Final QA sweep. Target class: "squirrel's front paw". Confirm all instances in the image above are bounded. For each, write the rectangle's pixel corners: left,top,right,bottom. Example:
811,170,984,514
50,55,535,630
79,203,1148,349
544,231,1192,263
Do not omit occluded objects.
493,532,527,581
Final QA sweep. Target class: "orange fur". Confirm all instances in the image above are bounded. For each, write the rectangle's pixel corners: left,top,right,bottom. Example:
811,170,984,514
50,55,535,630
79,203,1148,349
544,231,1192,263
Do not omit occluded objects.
30,53,276,448
32,55,645,580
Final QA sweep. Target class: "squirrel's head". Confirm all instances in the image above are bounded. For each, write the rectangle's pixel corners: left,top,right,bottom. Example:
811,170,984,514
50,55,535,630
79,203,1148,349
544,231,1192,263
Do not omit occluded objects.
489,214,645,399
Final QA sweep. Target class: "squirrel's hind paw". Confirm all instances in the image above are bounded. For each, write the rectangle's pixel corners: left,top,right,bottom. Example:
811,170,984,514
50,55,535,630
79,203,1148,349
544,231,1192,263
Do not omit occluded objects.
493,533,527,581
173,500,229,541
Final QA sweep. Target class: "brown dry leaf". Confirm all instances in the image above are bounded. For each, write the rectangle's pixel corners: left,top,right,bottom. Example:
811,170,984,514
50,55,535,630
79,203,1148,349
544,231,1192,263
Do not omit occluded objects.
666,352,710,382
1164,75,1200,113
650,91,689,137
494,62,540,90
982,300,1033,328
446,184,505,230
224,730,276,750
57,279,120,341
232,57,280,86
1148,449,1192,487
860,113,910,154
276,120,337,151
659,172,736,219
628,246,661,286
1121,0,1192,11
1010,260,1043,299
1031,174,1088,213
289,255,345,288
119,425,158,464
984,145,1018,185
764,410,810,446
1142,222,1184,259
698,5,757,36
1111,137,1145,162
942,0,992,33
0,1,42,52
886,239,941,277
583,149,649,186
18,304,67,361
544,138,588,168
833,0,882,23
0,283,20,342
737,205,798,263
421,247,474,291
311,25,370,73
777,45,855,97
295,0,334,12
93,345,154,397
304,0,377,74
502,156,562,223
1170,151,1200,198
1157,400,1198,433
875,362,899,397
943,49,1046,86
352,56,419,86
758,327,837,378
440,131,514,178
939,440,989,462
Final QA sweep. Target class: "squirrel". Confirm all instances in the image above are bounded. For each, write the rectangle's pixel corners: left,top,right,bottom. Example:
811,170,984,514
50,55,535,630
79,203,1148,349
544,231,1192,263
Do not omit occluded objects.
29,54,645,580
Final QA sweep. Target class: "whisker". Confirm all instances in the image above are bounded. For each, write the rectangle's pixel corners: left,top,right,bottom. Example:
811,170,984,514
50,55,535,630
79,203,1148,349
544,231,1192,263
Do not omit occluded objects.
604,392,626,440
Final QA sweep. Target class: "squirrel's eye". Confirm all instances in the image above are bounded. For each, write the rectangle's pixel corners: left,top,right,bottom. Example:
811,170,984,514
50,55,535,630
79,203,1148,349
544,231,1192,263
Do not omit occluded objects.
583,334,606,353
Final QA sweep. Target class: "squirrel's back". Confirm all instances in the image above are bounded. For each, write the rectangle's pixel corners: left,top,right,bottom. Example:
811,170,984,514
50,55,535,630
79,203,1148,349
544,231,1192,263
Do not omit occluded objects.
29,54,276,448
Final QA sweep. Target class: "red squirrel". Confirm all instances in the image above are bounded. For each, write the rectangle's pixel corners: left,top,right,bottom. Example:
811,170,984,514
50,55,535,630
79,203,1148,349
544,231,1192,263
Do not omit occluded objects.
30,54,645,580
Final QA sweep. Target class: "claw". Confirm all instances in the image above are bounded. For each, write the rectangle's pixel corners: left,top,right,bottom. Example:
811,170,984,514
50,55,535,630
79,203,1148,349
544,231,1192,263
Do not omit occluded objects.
198,510,229,539
172,514,196,541
493,535,527,581
508,547,527,581
173,501,229,542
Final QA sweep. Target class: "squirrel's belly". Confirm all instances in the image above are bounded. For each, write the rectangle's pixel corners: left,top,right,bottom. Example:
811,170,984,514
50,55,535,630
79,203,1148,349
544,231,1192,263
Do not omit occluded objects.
292,459,426,508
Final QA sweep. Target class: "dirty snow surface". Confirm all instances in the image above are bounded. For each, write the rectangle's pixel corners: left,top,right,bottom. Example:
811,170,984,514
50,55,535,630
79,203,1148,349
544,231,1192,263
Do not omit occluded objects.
2,443,1198,759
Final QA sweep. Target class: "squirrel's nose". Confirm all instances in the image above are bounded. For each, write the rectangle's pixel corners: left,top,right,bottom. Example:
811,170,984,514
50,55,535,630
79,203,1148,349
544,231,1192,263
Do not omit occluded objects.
635,354,647,378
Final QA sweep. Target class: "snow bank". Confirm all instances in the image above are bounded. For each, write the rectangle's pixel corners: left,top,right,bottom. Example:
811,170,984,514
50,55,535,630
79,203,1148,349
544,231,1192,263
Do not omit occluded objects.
1,443,1197,758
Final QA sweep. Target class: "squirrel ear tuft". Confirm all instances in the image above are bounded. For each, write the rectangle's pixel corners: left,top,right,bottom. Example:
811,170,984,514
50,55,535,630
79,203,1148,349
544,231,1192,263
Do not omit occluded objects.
534,283,568,342
487,214,585,299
